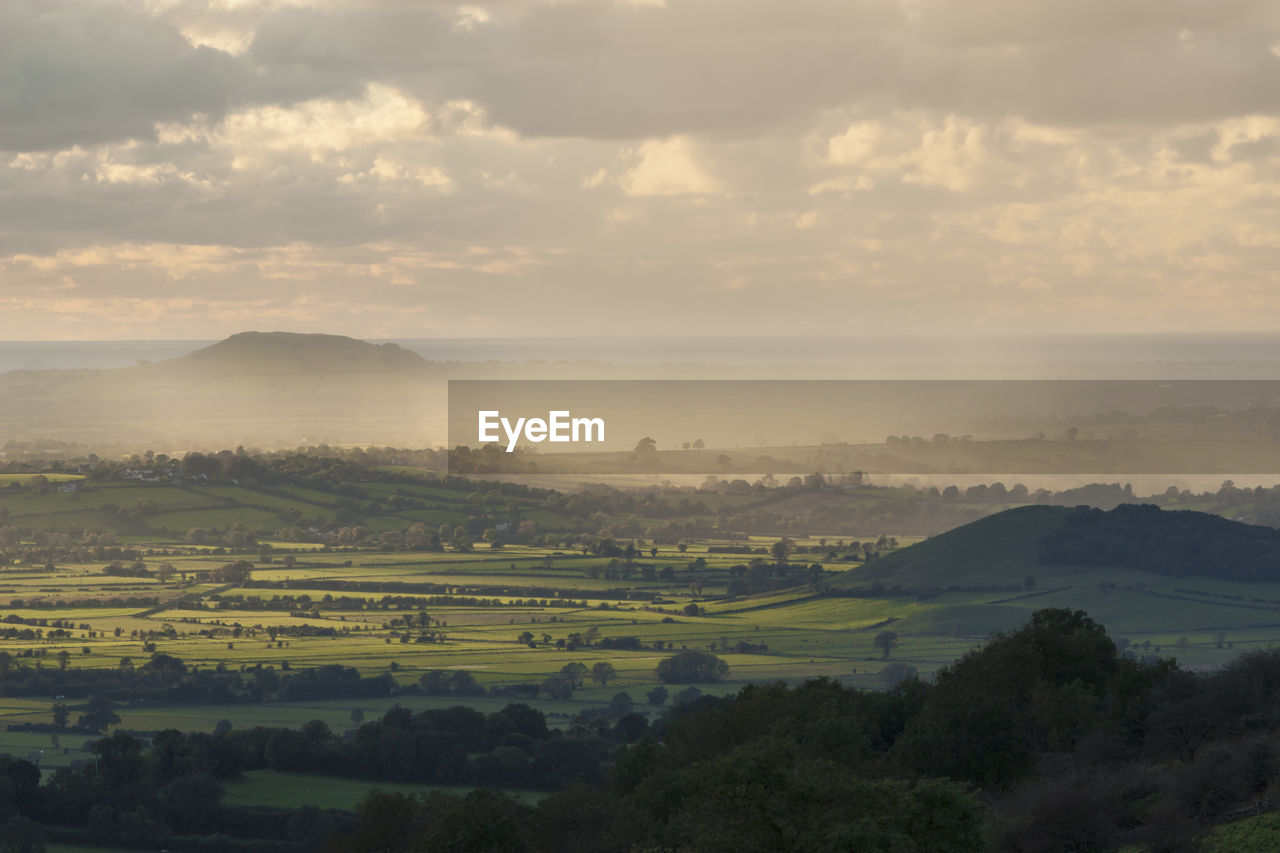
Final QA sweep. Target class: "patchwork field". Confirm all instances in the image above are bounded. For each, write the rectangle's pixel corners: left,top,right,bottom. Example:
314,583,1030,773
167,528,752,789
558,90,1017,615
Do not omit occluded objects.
3,471,1280,759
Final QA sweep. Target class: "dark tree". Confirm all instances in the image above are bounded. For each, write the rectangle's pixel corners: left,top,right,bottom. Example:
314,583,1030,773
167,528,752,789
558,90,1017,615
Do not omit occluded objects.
873,630,899,660
656,651,729,684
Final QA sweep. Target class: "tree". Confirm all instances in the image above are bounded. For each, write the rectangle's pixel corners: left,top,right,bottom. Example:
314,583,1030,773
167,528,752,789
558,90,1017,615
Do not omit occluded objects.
156,562,176,584
674,686,704,705
874,630,899,660
158,771,224,834
51,703,69,727
647,686,669,706
0,815,44,853
591,662,617,687
880,662,918,688
78,696,120,733
635,437,657,456
656,650,730,684
895,609,1120,791
770,537,793,564
350,708,365,726
560,662,588,689
212,560,253,583
540,675,574,700
610,692,635,715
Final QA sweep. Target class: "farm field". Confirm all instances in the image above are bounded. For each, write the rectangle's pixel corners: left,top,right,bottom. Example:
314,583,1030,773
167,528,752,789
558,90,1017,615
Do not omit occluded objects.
3,468,1280,751
3,539,1280,739
221,769,544,809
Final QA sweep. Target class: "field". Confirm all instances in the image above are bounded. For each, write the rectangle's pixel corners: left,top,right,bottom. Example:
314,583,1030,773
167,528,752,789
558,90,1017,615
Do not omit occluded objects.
221,769,545,809
3,541,1280,739
3,471,1280,769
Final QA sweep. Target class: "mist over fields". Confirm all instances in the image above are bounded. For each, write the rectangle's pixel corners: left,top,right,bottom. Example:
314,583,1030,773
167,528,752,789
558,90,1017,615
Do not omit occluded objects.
9,332,1280,475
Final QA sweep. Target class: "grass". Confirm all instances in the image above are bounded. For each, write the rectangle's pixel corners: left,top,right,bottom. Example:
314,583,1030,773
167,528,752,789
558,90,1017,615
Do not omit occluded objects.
6,478,1280,743
831,505,1071,588
221,769,544,810
1206,812,1280,852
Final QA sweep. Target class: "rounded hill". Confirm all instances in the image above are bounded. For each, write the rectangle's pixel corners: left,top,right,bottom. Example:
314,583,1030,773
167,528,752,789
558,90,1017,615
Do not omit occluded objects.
831,503,1280,590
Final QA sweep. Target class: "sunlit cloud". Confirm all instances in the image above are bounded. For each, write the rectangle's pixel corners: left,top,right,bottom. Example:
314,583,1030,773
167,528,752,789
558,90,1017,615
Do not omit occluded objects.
2,0,1280,338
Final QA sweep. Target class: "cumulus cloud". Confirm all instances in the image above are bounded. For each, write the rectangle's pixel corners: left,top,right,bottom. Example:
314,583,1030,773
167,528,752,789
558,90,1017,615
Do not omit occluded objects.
3,0,1280,339
621,137,721,196
0,0,347,152
221,0,1280,139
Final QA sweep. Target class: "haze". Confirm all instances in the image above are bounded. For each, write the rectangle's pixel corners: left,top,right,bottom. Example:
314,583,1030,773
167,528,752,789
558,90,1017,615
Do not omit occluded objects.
3,0,1280,340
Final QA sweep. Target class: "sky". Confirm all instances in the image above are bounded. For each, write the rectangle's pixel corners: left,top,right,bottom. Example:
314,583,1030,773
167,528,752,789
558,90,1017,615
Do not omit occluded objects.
2,0,1280,340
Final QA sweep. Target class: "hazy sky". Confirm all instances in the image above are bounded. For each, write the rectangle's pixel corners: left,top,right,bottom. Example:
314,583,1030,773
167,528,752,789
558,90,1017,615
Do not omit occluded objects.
3,0,1280,340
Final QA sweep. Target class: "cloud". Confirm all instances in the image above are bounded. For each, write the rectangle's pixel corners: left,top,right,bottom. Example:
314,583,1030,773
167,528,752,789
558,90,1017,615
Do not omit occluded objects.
224,0,1280,140
621,137,720,196
3,0,1280,339
0,0,346,152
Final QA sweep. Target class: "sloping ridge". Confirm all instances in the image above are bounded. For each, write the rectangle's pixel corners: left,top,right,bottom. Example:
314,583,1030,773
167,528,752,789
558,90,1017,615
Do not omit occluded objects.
831,505,1071,589
831,503,1280,589
0,332,445,448
164,331,431,376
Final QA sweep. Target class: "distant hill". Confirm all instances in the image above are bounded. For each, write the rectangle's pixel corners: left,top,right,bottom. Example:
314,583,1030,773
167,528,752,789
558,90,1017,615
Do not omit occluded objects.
0,332,445,449
168,332,431,376
833,504,1280,589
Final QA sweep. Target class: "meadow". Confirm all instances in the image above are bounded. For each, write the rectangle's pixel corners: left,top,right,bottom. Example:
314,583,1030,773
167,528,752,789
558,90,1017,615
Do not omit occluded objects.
4,467,1280,762
221,769,545,809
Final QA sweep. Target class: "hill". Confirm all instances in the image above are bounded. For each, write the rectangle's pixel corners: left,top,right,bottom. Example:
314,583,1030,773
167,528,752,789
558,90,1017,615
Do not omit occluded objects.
832,503,1280,590
830,505,1070,589
167,331,431,376
0,332,445,449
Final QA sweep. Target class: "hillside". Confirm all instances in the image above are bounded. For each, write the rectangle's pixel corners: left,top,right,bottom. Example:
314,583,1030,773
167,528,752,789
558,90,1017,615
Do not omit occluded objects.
830,505,1070,589
832,503,1280,590
167,331,431,376
0,332,445,448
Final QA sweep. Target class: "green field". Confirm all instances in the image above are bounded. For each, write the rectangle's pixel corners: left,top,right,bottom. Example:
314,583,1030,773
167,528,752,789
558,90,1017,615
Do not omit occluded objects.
3,471,1280,744
0,473,85,485
222,769,543,810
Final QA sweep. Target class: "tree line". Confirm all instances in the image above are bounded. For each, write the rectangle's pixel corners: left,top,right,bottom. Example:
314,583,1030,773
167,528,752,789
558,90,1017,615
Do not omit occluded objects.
5,609,1280,849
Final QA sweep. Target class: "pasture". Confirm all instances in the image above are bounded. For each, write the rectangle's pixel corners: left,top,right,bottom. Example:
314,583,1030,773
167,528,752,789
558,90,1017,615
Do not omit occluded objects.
3,472,1280,747
221,769,544,810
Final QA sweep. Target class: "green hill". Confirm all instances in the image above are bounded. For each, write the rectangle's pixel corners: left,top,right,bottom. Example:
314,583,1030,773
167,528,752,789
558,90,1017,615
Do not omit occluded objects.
831,505,1072,589
832,503,1280,590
